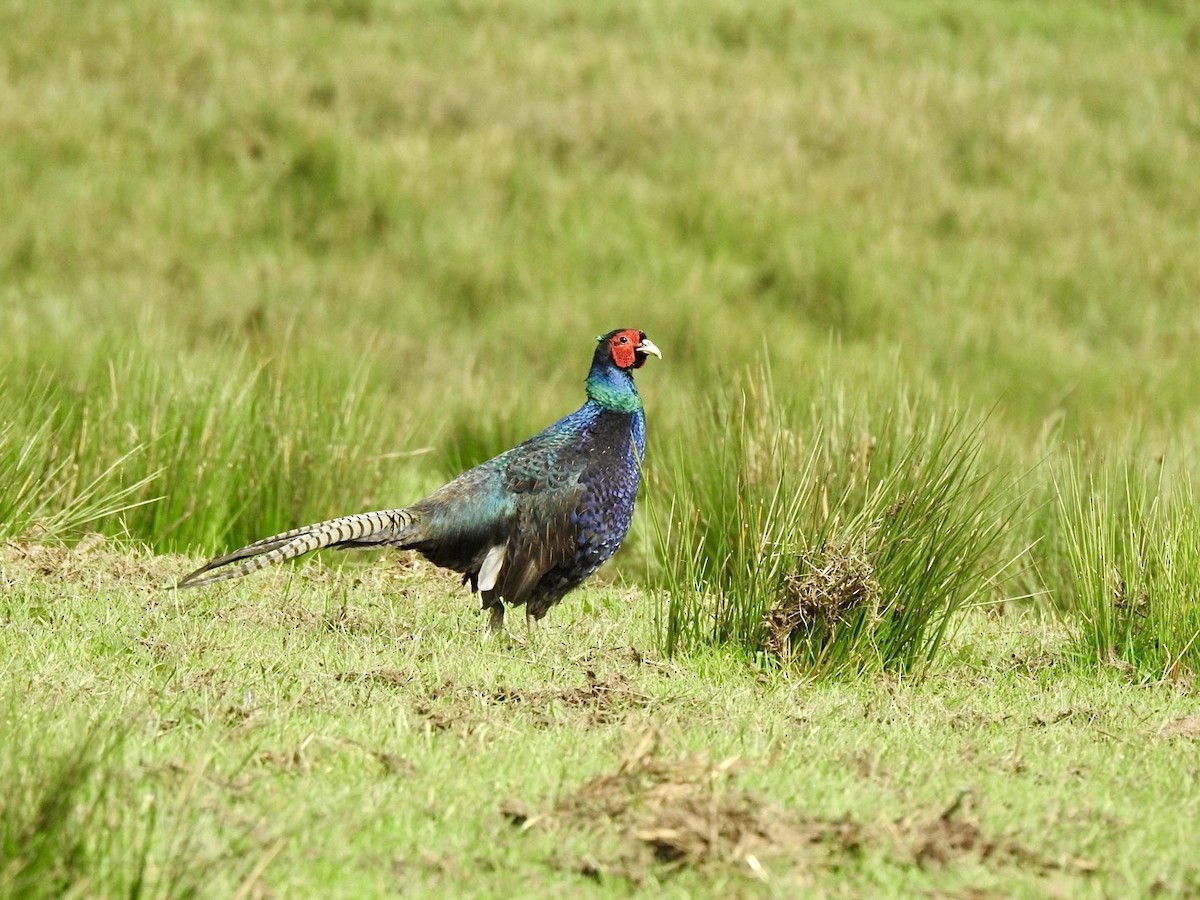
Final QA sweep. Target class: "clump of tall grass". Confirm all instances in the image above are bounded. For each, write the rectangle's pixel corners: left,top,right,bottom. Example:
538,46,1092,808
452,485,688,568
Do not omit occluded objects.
0,383,156,542
0,347,423,554
1055,459,1200,678
649,369,1020,675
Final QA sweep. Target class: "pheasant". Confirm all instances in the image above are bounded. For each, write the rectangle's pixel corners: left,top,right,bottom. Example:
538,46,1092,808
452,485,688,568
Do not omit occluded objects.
177,329,661,632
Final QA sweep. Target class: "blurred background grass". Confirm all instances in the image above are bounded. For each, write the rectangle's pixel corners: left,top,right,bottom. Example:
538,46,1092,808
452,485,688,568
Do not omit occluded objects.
6,0,1198,430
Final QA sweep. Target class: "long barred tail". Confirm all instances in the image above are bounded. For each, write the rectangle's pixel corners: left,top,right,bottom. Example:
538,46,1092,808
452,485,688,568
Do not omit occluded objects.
176,508,419,589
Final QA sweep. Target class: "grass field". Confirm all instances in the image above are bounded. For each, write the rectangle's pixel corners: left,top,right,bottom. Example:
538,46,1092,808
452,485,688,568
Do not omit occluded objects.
6,544,1200,897
4,0,1200,895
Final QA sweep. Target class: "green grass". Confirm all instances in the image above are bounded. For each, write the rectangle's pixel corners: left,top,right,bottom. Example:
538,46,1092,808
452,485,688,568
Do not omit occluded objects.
0,710,229,899
4,0,1200,894
5,545,1200,897
0,351,434,552
0,389,155,542
1056,459,1200,678
652,369,1021,673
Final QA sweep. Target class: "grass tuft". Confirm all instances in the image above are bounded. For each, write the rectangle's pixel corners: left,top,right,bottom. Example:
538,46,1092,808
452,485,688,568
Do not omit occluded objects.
0,383,158,543
651,367,1020,674
1056,459,1200,678
0,350,424,553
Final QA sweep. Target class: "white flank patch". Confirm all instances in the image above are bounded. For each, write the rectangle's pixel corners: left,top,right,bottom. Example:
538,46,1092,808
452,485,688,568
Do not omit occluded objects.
478,542,507,592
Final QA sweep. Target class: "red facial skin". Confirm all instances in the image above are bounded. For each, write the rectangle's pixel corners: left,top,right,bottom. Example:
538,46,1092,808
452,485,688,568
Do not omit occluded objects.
608,329,644,370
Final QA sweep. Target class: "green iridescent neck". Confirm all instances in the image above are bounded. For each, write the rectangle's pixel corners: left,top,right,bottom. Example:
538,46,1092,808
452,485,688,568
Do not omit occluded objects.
587,367,642,413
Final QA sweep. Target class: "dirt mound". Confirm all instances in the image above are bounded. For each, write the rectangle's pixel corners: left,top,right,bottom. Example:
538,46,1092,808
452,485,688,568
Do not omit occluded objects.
502,734,1087,885
899,790,1044,870
503,732,859,883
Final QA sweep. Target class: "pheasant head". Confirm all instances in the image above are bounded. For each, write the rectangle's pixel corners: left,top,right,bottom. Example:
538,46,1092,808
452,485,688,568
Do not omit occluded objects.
587,329,661,412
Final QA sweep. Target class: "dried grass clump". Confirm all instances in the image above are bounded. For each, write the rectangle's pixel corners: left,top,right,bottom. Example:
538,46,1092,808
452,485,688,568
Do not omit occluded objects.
764,539,881,660
502,731,863,881
500,735,1078,883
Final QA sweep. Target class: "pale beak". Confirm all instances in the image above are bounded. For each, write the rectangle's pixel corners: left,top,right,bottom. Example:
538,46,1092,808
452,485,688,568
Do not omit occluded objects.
637,338,662,360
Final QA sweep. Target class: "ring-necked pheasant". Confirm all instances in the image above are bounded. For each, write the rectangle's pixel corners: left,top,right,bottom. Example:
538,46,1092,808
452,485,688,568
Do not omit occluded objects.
177,329,661,632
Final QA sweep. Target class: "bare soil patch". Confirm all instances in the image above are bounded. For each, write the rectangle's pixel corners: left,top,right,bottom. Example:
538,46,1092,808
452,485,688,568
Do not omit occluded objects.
1156,714,1200,741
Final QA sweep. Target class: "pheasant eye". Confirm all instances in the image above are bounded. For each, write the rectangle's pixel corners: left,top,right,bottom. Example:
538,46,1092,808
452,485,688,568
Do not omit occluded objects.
619,336,628,343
